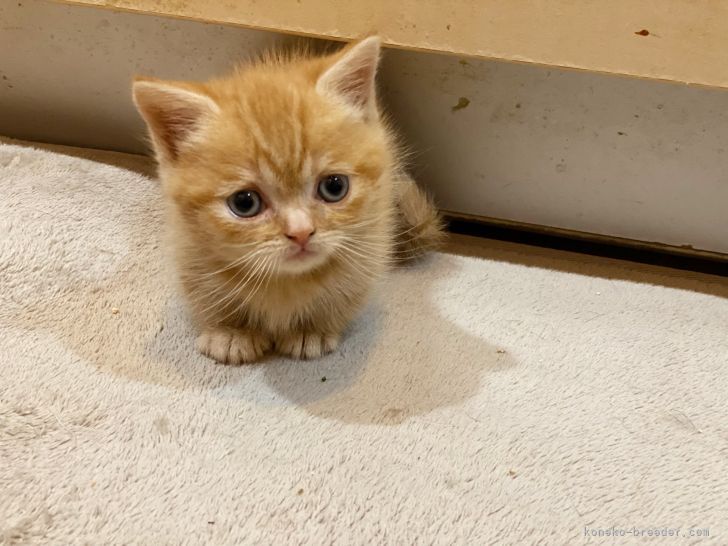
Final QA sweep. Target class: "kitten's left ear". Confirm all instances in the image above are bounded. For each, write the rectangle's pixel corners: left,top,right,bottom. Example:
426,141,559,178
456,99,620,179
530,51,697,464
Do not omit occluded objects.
132,77,219,164
316,36,381,121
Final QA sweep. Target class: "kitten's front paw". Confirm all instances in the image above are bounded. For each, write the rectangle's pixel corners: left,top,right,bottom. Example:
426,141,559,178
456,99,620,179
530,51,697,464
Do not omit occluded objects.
196,328,271,364
276,332,340,360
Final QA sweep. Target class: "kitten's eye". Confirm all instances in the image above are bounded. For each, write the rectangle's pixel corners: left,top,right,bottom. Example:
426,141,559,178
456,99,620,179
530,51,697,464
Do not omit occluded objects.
227,190,264,218
317,174,349,203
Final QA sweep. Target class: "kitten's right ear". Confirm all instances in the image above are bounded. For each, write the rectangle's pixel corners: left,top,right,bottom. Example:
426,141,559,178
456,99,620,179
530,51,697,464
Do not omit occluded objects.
132,77,219,163
316,36,381,121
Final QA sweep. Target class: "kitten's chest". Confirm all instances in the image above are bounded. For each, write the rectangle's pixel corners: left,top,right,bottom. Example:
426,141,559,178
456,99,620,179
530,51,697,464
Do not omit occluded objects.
260,283,316,313
249,275,330,330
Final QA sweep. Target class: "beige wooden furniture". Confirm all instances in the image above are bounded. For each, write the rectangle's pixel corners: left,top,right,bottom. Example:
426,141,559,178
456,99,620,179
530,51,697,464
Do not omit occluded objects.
57,0,728,89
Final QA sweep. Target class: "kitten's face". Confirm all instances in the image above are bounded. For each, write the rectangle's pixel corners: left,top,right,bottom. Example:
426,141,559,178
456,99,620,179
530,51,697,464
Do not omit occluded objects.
134,37,394,278
171,81,392,276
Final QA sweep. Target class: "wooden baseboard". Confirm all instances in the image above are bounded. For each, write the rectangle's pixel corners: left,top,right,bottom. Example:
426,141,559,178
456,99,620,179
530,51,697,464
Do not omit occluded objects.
444,211,728,277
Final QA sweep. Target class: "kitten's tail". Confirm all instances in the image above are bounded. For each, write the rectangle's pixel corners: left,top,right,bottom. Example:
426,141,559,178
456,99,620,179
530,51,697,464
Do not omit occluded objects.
393,175,445,263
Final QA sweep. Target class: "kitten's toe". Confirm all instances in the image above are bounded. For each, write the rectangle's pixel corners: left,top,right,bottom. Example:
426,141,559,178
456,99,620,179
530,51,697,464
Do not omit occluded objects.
196,328,270,364
277,332,340,360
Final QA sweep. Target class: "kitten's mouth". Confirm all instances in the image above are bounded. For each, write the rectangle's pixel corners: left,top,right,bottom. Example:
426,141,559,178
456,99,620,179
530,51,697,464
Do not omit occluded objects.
279,245,329,274
288,247,317,261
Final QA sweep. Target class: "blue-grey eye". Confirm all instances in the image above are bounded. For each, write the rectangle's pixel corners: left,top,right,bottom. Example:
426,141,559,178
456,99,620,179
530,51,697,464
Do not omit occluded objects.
227,190,263,218
317,174,349,203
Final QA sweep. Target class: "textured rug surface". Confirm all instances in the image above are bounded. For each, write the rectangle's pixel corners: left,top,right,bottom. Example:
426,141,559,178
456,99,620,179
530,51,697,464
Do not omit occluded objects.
1,139,727,545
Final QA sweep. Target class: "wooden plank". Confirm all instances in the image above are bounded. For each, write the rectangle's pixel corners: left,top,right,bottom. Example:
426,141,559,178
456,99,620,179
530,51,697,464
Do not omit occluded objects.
54,0,728,89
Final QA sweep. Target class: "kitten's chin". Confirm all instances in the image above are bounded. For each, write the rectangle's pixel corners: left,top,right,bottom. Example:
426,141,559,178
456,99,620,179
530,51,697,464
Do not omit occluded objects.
278,248,331,275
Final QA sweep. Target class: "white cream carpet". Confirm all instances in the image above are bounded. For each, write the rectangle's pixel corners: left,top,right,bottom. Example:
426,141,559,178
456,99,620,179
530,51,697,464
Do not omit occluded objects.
1,138,727,545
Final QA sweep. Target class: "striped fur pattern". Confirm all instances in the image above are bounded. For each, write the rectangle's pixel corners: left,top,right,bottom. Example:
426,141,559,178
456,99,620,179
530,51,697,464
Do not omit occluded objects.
132,37,442,363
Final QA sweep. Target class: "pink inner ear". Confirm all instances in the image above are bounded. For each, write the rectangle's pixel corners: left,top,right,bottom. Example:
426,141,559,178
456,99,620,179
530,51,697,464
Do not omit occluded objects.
335,63,375,109
134,81,218,162
317,37,381,116
153,105,204,160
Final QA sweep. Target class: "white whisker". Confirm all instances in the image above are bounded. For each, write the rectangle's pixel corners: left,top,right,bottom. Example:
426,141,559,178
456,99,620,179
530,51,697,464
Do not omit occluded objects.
219,254,275,322
197,252,270,316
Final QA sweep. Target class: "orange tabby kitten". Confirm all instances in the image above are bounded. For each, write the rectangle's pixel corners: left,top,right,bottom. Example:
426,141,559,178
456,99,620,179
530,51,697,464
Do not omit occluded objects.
132,36,442,364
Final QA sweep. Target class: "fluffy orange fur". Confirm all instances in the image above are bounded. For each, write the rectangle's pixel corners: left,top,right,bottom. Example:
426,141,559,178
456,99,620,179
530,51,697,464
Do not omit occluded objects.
133,37,442,363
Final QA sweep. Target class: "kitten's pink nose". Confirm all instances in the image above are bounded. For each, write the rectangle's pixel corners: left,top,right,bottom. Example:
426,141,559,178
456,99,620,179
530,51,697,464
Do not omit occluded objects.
285,228,315,247
284,209,315,247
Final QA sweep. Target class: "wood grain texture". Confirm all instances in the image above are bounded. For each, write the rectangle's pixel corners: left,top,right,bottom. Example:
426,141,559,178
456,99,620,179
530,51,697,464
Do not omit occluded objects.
54,0,728,89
